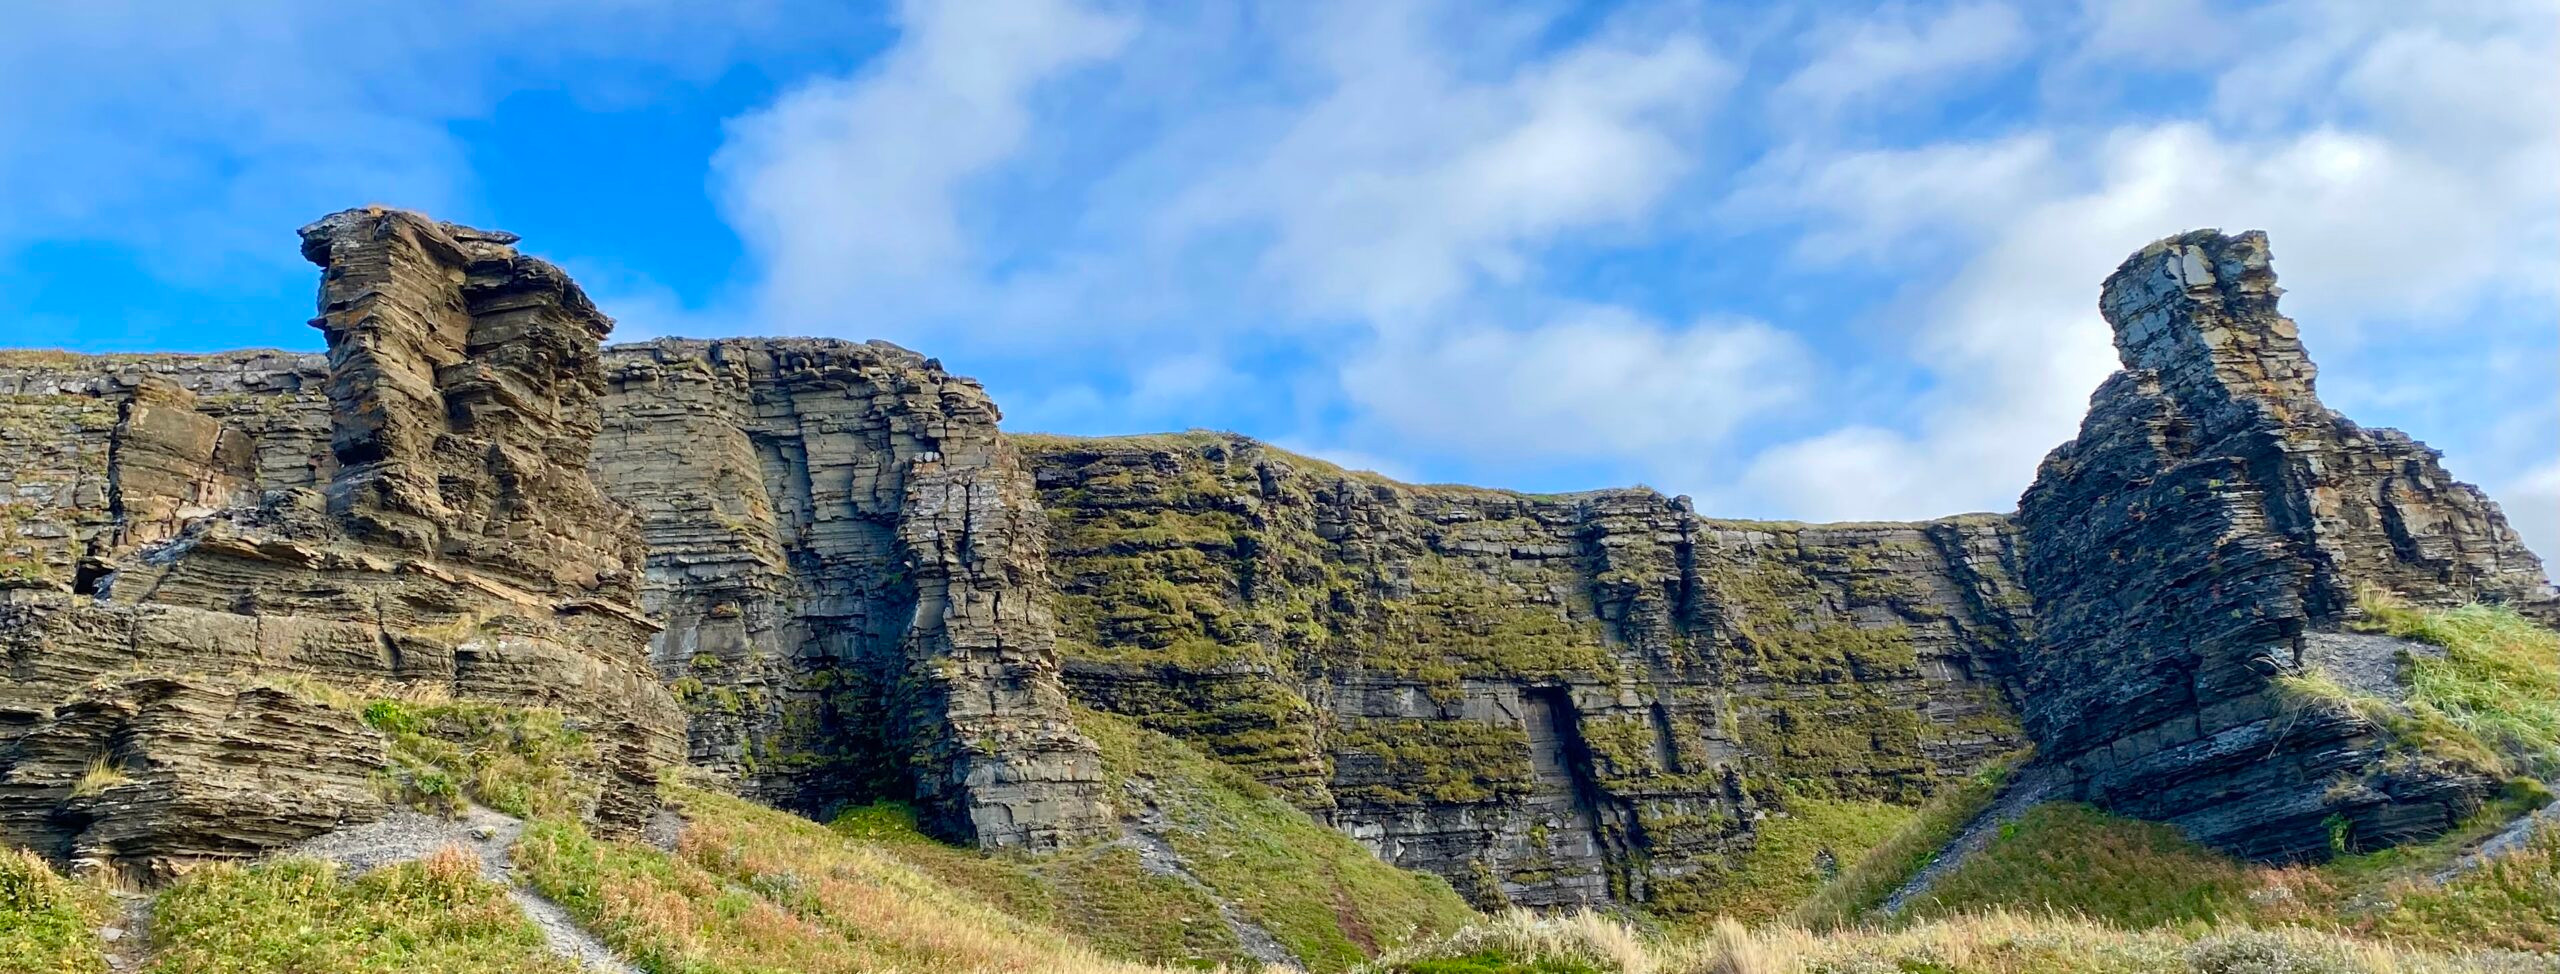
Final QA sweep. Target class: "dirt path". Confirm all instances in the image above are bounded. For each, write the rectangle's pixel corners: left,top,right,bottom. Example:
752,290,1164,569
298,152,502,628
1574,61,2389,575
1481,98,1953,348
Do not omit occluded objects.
1879,763,2070,916
286,807,641,973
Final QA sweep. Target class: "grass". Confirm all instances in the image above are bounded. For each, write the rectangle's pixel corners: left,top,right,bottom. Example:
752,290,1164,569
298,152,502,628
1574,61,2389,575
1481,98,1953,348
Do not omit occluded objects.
361,699,601,819
1883,791,2560,955
1080,707,1481,971
144,847,578,974
1898,803,2258,927
69,755,133,798
1793,754,2022,929
1368,907,2531,974
514,786,1159,974
828,800,1250,966
1,848,111,974
1652,799,1918,922
2353,590,2560,780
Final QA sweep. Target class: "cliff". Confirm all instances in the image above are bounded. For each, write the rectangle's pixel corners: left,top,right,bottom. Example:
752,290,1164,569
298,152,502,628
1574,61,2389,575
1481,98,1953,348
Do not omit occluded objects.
0,209,684,878
3,214,2549,916
2012,230,2553,861
590,337,1111,849
1014,434,2028,908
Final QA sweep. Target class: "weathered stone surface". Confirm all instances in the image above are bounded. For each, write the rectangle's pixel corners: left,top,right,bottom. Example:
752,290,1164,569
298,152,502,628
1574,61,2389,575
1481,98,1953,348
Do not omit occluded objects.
593,338,1112,850
6,215,2550,907
2014,230,2554,862
1016,434,2028,908
0,209,683,876
0,674,386,882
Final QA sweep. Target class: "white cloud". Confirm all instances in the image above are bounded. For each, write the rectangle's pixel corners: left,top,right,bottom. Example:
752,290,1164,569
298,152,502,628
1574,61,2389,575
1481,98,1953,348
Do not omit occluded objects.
1170,3,1729,322
1773,1,2028,120
2497,461,2560,576
1728,0,2559,522
713,0,1132,330
1341,308,1810,472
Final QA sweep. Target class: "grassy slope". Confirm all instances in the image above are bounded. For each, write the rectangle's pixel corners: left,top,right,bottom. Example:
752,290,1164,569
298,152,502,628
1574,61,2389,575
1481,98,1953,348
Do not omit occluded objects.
1792,756,2018,929
510,708,1474,974
145,848,576,974
1373,907,2522,974
1,848,110,974
1079,707,1480,971
828,800,1251,965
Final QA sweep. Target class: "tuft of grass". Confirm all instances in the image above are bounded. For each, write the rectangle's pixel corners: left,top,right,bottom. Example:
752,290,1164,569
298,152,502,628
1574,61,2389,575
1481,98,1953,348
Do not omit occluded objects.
360,699,599,819
144,846,577,974
1901,803,2257,927
68,755,132,799
1793,753,2022,929
2354,590,2560,779
0,848,111,974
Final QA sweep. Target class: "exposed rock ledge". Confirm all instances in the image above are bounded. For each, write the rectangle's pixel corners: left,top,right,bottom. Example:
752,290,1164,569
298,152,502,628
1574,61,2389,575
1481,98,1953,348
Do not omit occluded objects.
4,214,2551,911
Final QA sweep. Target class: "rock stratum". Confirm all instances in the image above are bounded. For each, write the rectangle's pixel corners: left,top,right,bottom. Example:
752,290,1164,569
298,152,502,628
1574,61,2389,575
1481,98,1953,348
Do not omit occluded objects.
2,211,2548,912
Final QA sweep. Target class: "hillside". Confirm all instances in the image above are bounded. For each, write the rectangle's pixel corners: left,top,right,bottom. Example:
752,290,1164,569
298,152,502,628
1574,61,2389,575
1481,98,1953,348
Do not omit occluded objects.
3,208,2556,971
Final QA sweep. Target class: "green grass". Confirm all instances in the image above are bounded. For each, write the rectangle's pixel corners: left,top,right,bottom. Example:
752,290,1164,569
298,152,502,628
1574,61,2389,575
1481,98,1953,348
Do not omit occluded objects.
2354,590,2560,779
1,848,110,974
1890,790,2560,956
1901,803,2257,927
515,787,1158,974
1080,708,1480,971
145,848,576,974
1794,753,2022,929
2346,821,2560,952
1650,799,1918,922
361,699,600,819
827,800,1248,966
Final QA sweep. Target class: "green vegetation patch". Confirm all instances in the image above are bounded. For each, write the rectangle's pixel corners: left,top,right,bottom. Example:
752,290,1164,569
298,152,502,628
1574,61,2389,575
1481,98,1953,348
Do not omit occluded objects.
2356,591,2560,779
517,789,1125,974
147,849,576,974
1649,799,1918,922
1794,753,2021,929
828,800,1248,967
1331,716,1536,807
361,699,600,820
1902,803,2257,927
1370,555,1620,686
1082,708,1478,972
0,848,110,974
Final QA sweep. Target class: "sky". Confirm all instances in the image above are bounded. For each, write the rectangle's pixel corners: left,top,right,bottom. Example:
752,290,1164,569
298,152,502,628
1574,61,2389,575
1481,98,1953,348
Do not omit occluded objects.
4,0,2555,559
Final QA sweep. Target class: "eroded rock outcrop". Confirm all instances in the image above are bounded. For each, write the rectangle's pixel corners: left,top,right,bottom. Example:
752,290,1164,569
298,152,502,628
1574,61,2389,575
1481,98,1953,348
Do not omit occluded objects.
0,209,683,877
593,338,1111,850
2014,230,2553,861
6,214,2549,907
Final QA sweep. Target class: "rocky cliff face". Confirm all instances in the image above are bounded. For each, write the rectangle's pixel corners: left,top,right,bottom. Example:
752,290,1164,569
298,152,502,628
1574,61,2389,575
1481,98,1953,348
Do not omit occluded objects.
592,338,1111,850
5,214,2548,906
2012,230,2553,862
1015,435,2030,908
0,209,683,878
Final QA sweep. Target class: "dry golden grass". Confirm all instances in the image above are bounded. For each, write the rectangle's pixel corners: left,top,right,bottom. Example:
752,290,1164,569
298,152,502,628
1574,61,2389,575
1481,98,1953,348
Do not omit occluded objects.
68,755,132,799
518,786,1176,974
1370,908,2542,974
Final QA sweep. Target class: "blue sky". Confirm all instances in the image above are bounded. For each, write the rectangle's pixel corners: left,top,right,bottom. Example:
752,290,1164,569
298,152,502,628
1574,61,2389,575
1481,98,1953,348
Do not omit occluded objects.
5,0,2555,558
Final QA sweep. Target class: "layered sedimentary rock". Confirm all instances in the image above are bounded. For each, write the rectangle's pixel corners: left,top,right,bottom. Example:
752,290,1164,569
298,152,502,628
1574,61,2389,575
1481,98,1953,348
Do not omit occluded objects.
2013,230,2554,861
0,209,683,877
593,338,1111,849
7,214,2550,905
1016,435,2030,907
